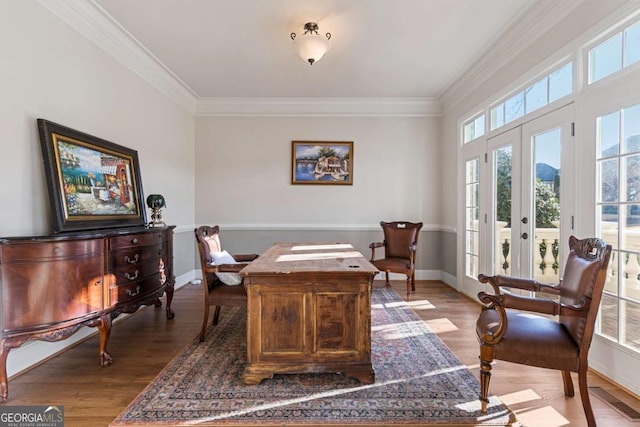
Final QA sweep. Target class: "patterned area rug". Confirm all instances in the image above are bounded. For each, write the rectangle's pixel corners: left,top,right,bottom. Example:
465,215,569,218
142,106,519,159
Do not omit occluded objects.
111,288,516,426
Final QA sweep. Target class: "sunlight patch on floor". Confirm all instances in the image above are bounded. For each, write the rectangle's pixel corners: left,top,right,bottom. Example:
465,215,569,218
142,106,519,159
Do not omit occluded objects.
515,406,569,427
372,320,431,339
498,388,542,406
372,299,435,310
425,317,459,333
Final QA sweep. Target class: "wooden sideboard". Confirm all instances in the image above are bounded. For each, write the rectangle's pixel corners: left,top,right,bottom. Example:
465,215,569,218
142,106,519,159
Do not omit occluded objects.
241,242,378,385
0,226,175,402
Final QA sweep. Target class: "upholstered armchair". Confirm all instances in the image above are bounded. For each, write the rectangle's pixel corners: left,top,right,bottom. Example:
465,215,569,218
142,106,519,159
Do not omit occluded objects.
476,235,612,427
369,221,423,295
194,225,258,342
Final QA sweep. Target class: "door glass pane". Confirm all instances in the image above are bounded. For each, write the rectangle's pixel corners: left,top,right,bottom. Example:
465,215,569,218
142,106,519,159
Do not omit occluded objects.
623,300,640,351
600,204,619,249
621,249,640,300
495,146,512,275
465,159,480,278
599,111,621,157
625,155,640,202
623,104,640,154
533,128,561,283
599,292,619,340
600,158,619,202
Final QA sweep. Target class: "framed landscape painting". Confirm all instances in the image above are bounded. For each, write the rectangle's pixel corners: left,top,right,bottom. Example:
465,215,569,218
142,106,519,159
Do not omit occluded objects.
292,141,353,185
37,119,146,233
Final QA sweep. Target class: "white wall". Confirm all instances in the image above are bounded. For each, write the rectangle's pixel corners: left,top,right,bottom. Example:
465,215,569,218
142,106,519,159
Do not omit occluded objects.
1,1,195,378
195,115,440,228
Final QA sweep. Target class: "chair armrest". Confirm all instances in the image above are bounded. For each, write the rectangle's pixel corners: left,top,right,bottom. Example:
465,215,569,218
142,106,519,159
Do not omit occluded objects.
478,274,561,295
369,242,384,261
498,290,559,315
232,253,259,262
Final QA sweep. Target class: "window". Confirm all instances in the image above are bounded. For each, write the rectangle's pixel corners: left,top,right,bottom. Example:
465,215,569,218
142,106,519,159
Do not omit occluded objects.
463,114,485,143
596,101,640,352
465,158,480,277
490,63,573,131
589,19,640,84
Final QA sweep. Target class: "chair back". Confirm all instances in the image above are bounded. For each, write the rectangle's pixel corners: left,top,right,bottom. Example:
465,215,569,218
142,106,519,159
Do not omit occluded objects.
559,236,612,355
195,225,221,264
381,221,423,259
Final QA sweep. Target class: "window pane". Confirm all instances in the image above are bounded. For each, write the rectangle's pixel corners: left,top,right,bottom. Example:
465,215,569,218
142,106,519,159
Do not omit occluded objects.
624,21,640,67
599,292,619,340
504,93,524,124
623,300,640,351
525,79,548,113
599,158,619,202
549,63,573,102
623,104,640,154
463,121,473,143
490,105,504,130
599,111,620,157
589,32,623,83
622,204,640,249
474,115,485,138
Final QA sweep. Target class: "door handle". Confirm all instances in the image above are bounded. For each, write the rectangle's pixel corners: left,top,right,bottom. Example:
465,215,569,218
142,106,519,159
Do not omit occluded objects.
521,217,528,224
521,232,528,240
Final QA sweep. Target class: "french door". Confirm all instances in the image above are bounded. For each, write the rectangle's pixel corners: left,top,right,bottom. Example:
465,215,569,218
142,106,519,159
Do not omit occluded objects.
462,105,574,294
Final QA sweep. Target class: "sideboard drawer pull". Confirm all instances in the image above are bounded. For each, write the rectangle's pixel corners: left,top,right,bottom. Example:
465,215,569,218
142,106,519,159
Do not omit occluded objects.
124,254,139,264
125,270,139,281
131,238,139,244
53,247,62,254
126,286,141,297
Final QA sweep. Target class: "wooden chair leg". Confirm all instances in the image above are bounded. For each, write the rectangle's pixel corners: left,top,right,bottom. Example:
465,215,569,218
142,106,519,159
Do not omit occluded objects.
578,366,596,427
406,276,412,295
562,370,575,397
479,345,494,413
384,271,390,287
411,272,416,291
199,302,210,343
212,306,222,326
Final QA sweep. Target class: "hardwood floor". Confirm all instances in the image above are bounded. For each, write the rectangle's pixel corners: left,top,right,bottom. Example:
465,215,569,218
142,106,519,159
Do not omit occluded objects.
4,280,639,426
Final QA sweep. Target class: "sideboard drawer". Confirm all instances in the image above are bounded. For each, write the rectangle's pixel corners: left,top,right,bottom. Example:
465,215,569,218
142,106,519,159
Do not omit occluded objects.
111,259,162,286
109,232,162,250
0,239,103,262
109,244,163,269
110,273,164,304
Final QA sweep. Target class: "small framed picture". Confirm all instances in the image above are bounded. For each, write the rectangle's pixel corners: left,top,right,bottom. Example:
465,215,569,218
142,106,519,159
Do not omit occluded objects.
292,141,353,185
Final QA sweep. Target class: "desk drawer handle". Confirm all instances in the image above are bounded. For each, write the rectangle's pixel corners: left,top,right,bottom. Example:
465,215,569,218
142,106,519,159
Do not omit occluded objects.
125,270,139,280
126,286,141,297
124,254,139,264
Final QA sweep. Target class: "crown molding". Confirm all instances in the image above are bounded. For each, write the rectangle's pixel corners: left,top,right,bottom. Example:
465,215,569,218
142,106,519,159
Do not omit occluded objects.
37,0,199,113
36,1,441,117
439,0,585,114
195,97,442,117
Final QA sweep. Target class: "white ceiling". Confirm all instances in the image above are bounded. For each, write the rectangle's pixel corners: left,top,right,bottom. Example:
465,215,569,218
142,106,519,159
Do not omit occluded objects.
93,0,534,100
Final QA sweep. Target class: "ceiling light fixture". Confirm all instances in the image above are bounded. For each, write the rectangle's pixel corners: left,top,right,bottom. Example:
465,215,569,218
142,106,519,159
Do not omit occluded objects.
290,22,331,65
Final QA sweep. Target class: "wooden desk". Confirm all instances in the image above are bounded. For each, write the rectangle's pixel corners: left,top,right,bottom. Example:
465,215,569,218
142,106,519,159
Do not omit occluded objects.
240,242,378,385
